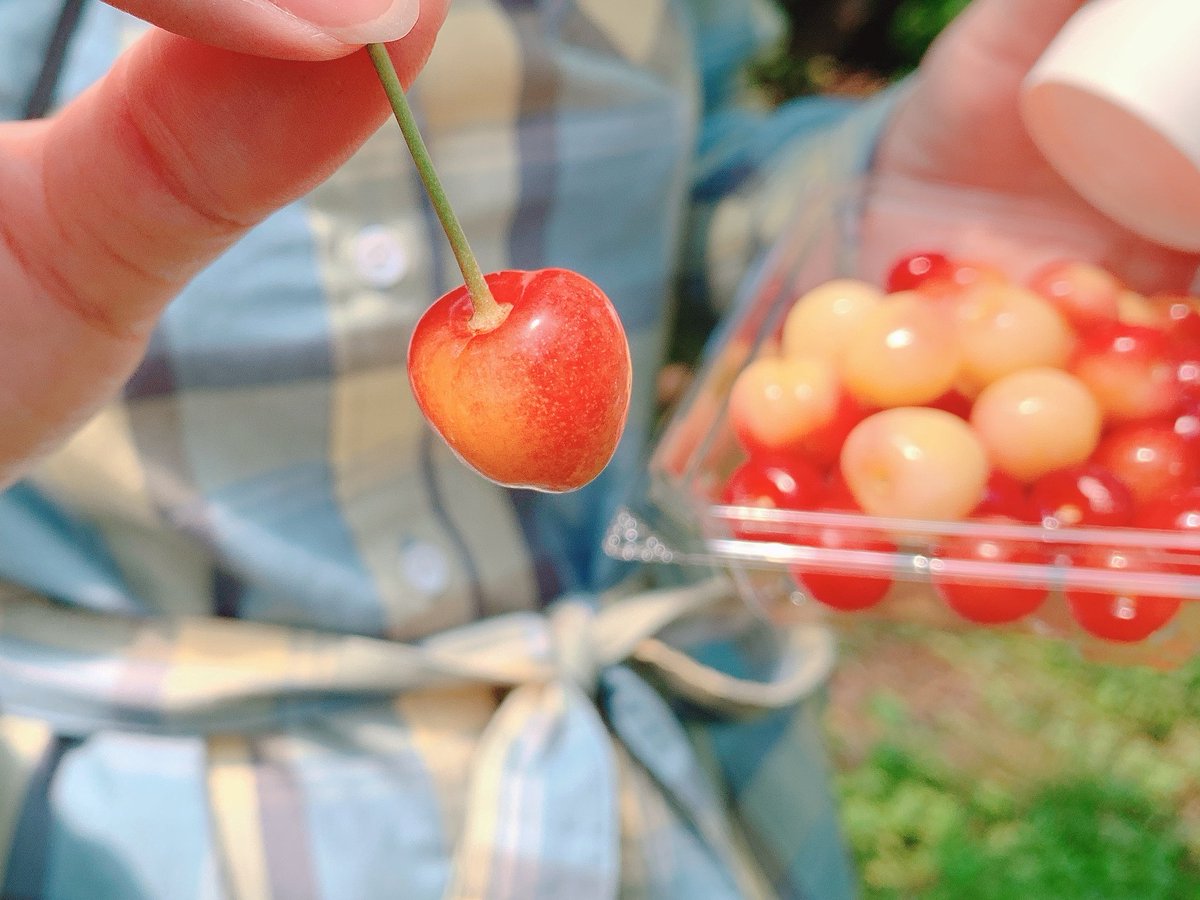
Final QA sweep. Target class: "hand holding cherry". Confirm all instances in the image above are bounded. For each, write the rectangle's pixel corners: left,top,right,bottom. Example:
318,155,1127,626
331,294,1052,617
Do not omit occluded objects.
0,0,451,488
366,48,631,492
0,0,629,494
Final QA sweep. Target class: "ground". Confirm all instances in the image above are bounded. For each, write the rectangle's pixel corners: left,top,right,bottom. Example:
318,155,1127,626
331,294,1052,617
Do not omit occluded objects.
824,621,1200,897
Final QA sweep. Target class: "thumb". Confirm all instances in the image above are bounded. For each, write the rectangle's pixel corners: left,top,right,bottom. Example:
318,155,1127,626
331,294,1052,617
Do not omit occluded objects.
24,22,446,336
107,0,422,60
0,3,448,482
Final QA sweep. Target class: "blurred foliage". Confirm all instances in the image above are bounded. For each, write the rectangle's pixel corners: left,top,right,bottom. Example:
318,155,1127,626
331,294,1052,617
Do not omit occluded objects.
753,0,971,99
825,623,1200,898
889,0,972,68
842,738,1200,899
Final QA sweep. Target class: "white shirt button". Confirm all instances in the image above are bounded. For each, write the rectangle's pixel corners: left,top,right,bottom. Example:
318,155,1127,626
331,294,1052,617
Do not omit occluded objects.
400,539,450,597
353,226,410,289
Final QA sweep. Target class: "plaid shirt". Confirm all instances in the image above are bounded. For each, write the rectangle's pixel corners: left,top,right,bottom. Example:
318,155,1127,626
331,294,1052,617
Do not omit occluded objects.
0,1,897,897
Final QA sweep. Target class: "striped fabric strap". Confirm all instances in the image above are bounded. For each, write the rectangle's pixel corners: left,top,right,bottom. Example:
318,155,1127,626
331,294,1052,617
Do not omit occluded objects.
0,578,834,898
0,577,833,736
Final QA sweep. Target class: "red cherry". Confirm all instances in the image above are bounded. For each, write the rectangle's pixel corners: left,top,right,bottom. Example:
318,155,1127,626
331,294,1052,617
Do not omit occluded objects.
1030,464,1135,528
885,251,954,293
719,456,826,542
1070,322,1181,422
973,470,1038,522
927,389,974,420
933,518,1049,624
1167,396,1200,467
1174,354,1200,403
1135,486,1200,532
1066,548,1182,643
1026,260,1122,329
1155,294,1200,347
1133,487,1200,580
795,393,874,469
1093,423,1197,507
408,269,630,492
790,497,896,611
822,469,858,509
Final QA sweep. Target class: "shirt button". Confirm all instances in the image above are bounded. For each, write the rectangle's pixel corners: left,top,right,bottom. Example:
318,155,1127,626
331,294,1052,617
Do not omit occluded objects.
400,539,450,597
353,226,409,288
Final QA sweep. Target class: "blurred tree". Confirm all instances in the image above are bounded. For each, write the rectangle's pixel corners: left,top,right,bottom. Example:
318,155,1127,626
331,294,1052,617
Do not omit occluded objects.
756,0,971,99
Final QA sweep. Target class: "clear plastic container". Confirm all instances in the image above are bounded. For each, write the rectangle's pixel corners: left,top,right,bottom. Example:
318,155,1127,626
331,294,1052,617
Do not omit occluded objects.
606,175,1200,669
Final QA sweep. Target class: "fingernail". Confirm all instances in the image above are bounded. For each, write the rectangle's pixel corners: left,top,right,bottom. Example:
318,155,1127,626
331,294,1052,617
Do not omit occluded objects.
271,0,420,44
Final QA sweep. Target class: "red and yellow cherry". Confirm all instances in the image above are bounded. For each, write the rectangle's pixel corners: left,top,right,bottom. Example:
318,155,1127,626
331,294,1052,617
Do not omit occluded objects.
1066,548,1182,643
970,368,1102,482
791,495,896,611
408,269,631,492
728,356,841,458
840,407,989,521
932,517,1049,624
885,251,954,293
1030,464,1135,528
953,282,1074,389
1093,423,1197,506
840,294,962,408
918,258,1007,302
781,279,883,363
1026,260,1121,329
1070,323,1181,422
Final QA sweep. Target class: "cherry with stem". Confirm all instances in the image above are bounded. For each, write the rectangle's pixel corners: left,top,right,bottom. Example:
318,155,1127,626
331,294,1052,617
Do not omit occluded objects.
363,43,632,493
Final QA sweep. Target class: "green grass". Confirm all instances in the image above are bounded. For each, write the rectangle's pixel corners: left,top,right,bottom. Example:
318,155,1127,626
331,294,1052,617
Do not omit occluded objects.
889,0,972,70
825,624,1200,898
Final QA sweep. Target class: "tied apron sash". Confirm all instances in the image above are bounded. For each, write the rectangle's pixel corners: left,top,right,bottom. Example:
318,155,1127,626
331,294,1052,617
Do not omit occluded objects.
0,578,835,899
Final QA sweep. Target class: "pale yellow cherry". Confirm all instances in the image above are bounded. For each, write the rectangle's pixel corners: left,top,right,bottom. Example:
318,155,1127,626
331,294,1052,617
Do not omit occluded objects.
1116,290,1163,329
728,355,841,455
839,407,989,521
970,368,1102,482
840,293,962,407
954,282,1075,389
782,278,884,362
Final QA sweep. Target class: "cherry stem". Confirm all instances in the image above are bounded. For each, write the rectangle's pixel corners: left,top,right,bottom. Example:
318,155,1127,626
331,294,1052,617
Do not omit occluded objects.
366,43,510,333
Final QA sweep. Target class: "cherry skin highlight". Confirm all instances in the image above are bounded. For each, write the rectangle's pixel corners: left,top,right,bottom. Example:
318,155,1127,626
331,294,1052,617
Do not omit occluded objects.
408,269,632,492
